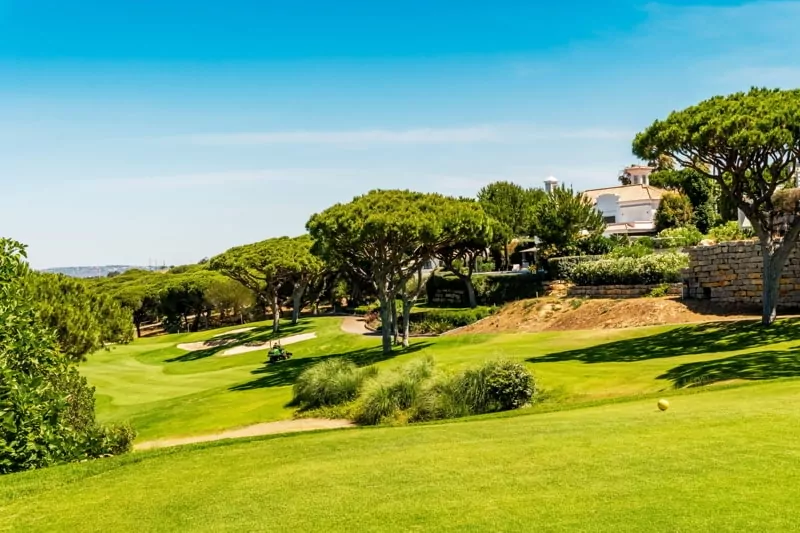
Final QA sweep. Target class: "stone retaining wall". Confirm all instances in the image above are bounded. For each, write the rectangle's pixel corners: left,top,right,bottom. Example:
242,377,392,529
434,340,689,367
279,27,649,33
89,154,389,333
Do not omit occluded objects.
567,283,682,299
682,240,800,308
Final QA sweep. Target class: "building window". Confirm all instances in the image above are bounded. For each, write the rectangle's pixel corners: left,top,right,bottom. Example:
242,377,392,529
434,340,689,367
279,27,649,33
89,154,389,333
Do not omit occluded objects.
603,215,616,223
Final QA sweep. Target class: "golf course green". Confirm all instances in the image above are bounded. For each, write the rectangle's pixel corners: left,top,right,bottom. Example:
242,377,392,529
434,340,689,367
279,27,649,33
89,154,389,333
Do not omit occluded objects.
4,315,800,531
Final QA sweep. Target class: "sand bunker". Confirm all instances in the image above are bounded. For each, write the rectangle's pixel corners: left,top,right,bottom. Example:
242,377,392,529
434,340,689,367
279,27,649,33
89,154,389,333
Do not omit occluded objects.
212,327,255,337
177,332,318,355
220,332,317,356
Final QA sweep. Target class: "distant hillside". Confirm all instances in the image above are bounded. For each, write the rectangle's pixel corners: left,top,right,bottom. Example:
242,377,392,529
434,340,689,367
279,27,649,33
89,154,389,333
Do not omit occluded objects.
40,265,166,279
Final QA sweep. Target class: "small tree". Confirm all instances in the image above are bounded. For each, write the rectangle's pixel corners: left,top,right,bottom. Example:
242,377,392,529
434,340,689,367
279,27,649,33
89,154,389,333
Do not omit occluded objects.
654,192,694,232
478,182,542,270
210,236,323,334
308,190,460,353
633,87,800,324
532,186,605,258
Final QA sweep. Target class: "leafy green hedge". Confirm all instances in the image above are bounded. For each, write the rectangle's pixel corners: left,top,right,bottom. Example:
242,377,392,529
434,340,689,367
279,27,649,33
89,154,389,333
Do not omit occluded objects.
568,252,688,286
546,255,604,280
426,272,544,307
406,307,495,334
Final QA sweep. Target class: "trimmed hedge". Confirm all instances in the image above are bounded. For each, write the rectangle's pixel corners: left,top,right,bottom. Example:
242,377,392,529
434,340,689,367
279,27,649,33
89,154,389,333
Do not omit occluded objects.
406,307,495,334
426,272,545,307
546,255,603,280
568,252,688,286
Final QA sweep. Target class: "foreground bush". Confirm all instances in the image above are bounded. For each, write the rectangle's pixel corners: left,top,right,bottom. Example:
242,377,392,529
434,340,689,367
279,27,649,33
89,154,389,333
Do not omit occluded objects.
569,252,688,286
293,359,378,409
355,357,435,425
0,239,135,474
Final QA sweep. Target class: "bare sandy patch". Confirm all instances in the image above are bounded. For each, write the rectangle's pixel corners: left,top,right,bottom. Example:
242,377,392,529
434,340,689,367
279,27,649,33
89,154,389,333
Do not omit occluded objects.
135,418,353,451
176,338,236,352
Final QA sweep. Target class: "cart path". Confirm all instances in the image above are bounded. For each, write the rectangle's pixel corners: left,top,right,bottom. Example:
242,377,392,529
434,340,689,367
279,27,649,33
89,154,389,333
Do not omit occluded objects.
134,418,354,451
340,316,379,336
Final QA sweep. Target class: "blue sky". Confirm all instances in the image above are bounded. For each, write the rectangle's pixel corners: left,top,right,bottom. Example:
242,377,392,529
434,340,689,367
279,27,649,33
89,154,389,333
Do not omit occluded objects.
2,1,800,268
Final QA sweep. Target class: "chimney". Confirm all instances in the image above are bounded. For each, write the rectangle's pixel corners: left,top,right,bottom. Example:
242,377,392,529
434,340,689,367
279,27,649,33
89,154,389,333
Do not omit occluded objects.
544,176,558,194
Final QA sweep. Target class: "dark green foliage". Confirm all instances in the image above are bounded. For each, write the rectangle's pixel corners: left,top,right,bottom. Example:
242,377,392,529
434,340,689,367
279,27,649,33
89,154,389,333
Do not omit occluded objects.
293,359,378,409
546,255,604,280
27,272,133,361
654,192,694,232
532,186,606,259
406,307,495,334
569,252,688,286
650,168,720,233
426,272,544,307
0,239,135,474
609,240,655,258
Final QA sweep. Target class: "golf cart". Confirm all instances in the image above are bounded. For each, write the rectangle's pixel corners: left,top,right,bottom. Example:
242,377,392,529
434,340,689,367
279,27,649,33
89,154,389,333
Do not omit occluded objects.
267,342,292,363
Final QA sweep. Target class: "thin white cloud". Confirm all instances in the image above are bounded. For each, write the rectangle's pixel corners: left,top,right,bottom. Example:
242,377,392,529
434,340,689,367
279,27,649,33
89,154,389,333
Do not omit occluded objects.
164,125,632,146
169,127,501,146
82,168,352,190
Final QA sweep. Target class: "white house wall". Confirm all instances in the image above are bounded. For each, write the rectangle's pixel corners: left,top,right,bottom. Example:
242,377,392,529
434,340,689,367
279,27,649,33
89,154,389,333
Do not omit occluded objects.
595,194,619,221
618,202,654,223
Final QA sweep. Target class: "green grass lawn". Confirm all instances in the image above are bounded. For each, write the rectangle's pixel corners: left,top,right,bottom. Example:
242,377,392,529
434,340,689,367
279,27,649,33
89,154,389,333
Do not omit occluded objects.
3,379,800,532
82,315,800,442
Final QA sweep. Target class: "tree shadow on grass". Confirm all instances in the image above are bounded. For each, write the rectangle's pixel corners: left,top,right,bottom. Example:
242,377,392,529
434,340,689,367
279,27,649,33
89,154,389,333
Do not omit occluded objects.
229,342,433,391
530,319,800,365
165,321,311,363
658,349,800,388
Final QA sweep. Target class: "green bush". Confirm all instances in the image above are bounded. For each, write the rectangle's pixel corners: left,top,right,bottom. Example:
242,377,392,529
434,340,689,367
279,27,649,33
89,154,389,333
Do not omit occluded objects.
569,252,688,286
655,225,704,248
406,307,495,334
546,256,603,280
426,272,544,307
355,357,435,425
293,359,378,409
707,221,753,243
455,360,535,413
609,239,655,259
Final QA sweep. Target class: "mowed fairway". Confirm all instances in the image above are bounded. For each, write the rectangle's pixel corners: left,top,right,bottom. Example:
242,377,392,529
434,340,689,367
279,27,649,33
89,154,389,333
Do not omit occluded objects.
3,380,800,532
82,314,800,443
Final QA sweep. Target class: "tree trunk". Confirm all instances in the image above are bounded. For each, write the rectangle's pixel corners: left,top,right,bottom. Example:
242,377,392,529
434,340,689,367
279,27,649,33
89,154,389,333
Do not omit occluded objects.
271,292,281,334
377,286,392,354
503,245,510,271
761,246,785,325
135,320,142,338
390,297,399,345
291,282,306,325
401,294,412,348
464,276,477,308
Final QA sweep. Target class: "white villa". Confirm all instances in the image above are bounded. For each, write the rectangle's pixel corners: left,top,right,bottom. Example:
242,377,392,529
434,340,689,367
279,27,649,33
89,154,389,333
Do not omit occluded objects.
551,165,668,237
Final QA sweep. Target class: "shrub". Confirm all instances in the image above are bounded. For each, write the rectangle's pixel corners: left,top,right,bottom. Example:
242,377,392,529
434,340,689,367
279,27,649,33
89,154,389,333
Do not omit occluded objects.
569,252,688,286
707,221,753,243
609,239,654,259
355,357,435,425
647,284,671,298
655,226,704,248
455,360,535,414
546,255,603,280
406,307,495,334
655,192,694,231
293,359,378,409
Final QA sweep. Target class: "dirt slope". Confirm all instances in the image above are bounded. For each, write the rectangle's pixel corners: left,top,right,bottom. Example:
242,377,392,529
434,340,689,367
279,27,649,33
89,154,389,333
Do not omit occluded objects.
455,297,757,334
